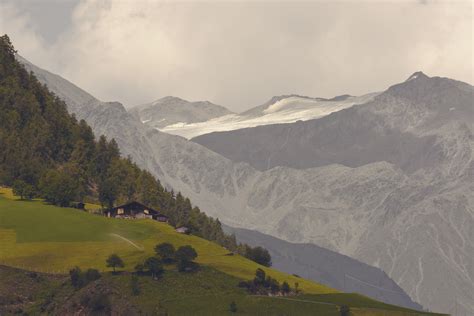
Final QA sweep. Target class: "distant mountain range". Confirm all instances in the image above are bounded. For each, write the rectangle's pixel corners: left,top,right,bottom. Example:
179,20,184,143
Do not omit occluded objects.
130,96,233,129
145,93,377,139
192,73,471,172
19,56,473,315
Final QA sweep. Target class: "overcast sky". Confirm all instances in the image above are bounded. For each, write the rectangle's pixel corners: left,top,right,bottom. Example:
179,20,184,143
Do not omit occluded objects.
0,0,472,111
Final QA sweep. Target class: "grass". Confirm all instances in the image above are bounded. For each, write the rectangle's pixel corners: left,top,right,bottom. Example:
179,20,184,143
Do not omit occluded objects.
0,187,331,293
0,265,438,316
0,188,444,315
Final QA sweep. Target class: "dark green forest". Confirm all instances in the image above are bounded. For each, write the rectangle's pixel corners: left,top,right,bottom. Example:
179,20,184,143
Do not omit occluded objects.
0,35,271,267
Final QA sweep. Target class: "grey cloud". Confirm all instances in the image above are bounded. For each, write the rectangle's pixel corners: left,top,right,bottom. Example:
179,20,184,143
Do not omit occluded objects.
0,0,472,112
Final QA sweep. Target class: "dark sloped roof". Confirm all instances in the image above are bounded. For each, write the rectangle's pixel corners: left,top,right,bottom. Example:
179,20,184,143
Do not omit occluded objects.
110,201,159,214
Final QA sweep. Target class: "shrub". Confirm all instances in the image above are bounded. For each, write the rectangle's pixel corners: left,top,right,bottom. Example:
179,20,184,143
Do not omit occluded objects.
69,267,101,289
229,301,237,313
69,267,84,289
88,293,111,313
340,305,350,316
266,276,280,293
254,268,266,286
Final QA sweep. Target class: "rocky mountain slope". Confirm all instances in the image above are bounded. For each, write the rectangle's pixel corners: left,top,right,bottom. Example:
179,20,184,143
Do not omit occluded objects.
193,73,472,172
156,93,376,139
19,57,473,315
130,96,233,129
223,225,422,310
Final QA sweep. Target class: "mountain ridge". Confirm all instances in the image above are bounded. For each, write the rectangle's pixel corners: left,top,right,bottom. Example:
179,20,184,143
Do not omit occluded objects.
192,72,472,173
222,224,423,310
130,95,234,129
18,56,473,315
157,93,377,139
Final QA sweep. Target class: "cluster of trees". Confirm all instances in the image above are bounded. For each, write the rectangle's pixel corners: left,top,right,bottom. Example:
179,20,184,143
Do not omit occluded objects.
69,267,101,289
237,245,272,267
238,268,296,296
135,242,199,276
0,36,173,210
0,34,271,268
105,243,199,278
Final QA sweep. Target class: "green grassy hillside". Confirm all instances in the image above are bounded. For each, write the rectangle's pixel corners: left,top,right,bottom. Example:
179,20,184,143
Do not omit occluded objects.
0,188,443,315
0,188,327,293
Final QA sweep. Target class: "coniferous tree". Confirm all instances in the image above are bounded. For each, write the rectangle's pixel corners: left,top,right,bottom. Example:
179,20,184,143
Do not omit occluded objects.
0,34,273,268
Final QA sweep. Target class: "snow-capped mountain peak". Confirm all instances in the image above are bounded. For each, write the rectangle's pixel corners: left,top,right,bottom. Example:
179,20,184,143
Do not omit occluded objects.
157,93,378,139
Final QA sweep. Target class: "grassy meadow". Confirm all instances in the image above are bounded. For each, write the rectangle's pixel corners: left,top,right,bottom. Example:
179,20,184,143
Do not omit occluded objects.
0,188,445,315
0,187,331,293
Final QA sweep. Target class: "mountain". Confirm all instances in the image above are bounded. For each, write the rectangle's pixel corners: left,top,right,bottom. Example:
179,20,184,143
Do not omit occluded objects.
241,94,352,117
223,225,423,310
157,93,377,139
130,96,234,129
192,73,472,172
18,56,473,315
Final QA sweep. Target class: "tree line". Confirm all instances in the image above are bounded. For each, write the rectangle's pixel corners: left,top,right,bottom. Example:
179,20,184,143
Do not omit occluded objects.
0,34,271,267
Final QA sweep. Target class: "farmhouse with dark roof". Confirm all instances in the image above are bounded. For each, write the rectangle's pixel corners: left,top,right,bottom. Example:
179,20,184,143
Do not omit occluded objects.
107,201,169,222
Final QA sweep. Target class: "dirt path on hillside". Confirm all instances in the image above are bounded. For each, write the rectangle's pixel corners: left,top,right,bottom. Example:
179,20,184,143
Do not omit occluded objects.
109,233,144,250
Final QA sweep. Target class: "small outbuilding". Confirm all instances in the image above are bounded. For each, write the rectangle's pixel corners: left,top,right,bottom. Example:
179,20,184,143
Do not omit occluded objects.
107,201,168,222
154,214,169,222
175,226,189,234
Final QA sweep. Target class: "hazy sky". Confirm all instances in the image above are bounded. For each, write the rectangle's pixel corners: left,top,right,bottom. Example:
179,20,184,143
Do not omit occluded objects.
0,0,472,111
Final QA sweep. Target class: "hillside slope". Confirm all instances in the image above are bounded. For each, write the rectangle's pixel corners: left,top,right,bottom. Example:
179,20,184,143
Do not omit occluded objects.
0,190,436,316
0,188,330,293
0,265,436,316
17,57,472,315
223,225,422,311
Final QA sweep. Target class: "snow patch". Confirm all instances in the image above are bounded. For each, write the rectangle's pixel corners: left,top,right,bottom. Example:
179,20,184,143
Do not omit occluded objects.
159,93,378,139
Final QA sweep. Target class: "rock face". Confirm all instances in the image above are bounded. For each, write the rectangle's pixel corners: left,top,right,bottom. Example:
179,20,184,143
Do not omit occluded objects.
130,96,234,129
193,75,472,173
20,56,474,315
223,225,423,310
